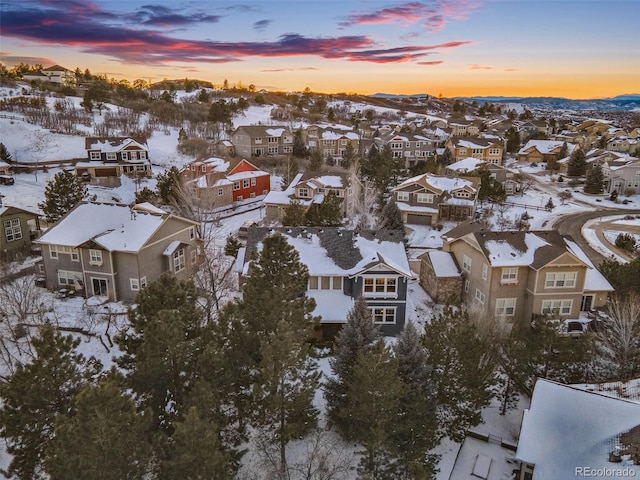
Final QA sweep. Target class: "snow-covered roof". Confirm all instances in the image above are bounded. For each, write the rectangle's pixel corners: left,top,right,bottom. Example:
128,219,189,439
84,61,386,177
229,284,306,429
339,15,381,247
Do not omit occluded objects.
246,228,412,278
266,127,285,136
307,291,355,322
516,379,640,479
132,202,166,214
86,138,147,152
446,157,486,172
310,175,344,188
518,139,565,155
564,238,614,292
426,250,460,277
394,173,476,195
226,170,269,181
36,202,178,252
484,233,550,267
263,172,305,206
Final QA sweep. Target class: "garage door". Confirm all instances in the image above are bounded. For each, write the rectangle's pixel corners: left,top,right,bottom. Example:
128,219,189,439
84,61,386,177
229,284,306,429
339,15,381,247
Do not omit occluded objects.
95,167,118,177
407,213,432,225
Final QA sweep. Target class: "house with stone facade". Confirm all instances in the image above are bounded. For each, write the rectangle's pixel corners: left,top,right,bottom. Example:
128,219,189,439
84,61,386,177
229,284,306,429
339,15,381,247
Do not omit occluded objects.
435,222,614,329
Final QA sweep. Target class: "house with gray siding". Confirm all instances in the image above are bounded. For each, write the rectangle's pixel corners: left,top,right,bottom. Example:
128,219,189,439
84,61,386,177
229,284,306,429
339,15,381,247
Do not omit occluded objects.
36,202,202,302
240,227,413,337
1,205,41,259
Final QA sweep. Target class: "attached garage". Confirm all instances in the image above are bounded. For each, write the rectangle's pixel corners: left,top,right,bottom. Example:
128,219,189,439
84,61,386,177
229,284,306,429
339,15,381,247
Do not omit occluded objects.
406,213,432,225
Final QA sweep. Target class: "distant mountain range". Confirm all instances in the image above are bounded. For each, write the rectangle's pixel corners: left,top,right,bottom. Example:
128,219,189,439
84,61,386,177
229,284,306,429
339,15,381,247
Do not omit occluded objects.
370,93,640,112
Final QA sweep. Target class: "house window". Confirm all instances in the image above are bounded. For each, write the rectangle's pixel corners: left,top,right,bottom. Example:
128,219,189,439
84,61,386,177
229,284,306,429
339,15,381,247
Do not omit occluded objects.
416,193,434,203
57,270,83,288
464,280,469,293
189,227,195,240
397,191,409,201
462,255,472,273
243,179,250,188
501,267,518,283
139,151,147,159
201,165,207,172
71,248,79,262
3,218,22,242
250,192,256,198
298,188,310,198
268,146,279,154
363,277,397,296
495,298,516,316
90,151,101,160
308,276,319,289
106,152,117,161
50,245,59,259
475,289,486,304
237,195,243,201
89,249,103,266
545,272,576,288
191,165,196,171
191,249,197,264
541,299,572,315
482,264,488,280
283,146,293,153
130,278,140,291
251,177,256,186
370,307,396,324
268,137,278,143
233,182,240,190
173,248,185,273
254,138,263,144
218,188,224,196
121,152,128,161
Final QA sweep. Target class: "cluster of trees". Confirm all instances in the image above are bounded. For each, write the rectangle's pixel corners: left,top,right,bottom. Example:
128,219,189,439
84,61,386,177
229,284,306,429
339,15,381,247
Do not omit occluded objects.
283,191,343,227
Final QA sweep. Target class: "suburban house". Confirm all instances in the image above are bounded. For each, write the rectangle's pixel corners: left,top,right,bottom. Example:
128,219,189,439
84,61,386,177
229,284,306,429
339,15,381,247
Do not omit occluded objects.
263,171,361,221
239,227,413,337
607,135,640,155
75,137,152,186
390,173,479,226
519,119,552,139
517,140,578,164
1,205,41,259
36,202,202,302
418,250,462,304
446,136,504,165
231,125,294,158
445,157,517,194
515,379,640,479
601,157,640,195
374,131,437,168
434,222,614,329
448,118,482,137
306,125,360,163
184,158,270,205
22,64,76,86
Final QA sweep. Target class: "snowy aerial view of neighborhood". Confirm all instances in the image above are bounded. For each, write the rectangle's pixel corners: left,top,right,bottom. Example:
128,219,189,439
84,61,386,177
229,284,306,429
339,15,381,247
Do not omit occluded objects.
1,1,640,479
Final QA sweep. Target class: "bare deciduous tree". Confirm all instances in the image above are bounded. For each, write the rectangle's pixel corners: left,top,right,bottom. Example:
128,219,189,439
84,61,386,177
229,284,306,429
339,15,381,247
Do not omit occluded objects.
597,294,640,379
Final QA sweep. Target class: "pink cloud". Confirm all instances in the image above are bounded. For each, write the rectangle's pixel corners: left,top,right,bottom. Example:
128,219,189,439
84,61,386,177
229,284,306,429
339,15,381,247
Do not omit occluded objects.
417,60,444,65
468,64,493,70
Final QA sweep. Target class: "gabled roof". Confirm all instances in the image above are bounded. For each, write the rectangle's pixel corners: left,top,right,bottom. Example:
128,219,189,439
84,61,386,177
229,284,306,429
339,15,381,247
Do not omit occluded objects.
298,171,353,189
449,136,501,149
0,205,39,218
393,173,477,195
516,379,640,479
85,137,148,151
43,65,72,72
518,139,575,155
245,227,412,278
444,222,589,269
36,202,196,253
233,125,290,137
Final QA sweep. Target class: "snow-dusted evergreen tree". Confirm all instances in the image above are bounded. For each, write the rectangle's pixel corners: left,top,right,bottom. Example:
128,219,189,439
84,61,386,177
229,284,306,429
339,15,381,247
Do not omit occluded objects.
0,325,102,480
0,142,13,163
325,296,381,435
39,169,87,223
379,199,404,231
567,148,586,177
349,341,407,479
584,164,604,194
393,322,439,477
45,373,151,480
422,307,497,442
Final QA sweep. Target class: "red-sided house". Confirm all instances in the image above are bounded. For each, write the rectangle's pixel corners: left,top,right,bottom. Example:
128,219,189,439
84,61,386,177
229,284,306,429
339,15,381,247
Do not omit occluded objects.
227,159,271,201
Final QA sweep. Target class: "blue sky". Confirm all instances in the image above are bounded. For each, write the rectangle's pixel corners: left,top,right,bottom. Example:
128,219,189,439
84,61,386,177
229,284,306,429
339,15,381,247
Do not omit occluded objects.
1,0,638,97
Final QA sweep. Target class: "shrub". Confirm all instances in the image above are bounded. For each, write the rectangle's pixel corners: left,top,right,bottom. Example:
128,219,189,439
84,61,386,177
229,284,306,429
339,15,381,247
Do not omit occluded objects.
615,233,636,253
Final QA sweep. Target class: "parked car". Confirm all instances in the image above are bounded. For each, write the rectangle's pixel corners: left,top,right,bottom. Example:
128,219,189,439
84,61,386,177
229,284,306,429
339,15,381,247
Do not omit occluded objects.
238,221,257,239
0,175,15,185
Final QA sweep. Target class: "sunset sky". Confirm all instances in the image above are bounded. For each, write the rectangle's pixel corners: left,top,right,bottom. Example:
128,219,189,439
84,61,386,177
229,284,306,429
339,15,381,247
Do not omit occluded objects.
1,0,638,98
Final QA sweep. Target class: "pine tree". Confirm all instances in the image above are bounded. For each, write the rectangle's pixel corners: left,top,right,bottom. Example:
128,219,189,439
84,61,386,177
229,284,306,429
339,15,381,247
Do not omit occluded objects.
0,325,102,480
253,320,320,475
156,166,182,204
325,296,381,435
159,406,234,480
584,164,604,194
545,197,555,211
393,322,439,477
0,142,13,163
116,273,206,431
422,307,496,441
349,341,407,479
342,142,356,170
305,190,343,226
45,372,151,480
292,130,308,158
224,234,241,257
240,232,316,341
309,148,323,171
283,200,307,226
39,170,88,223
567,148,586,177
379,199,404,231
